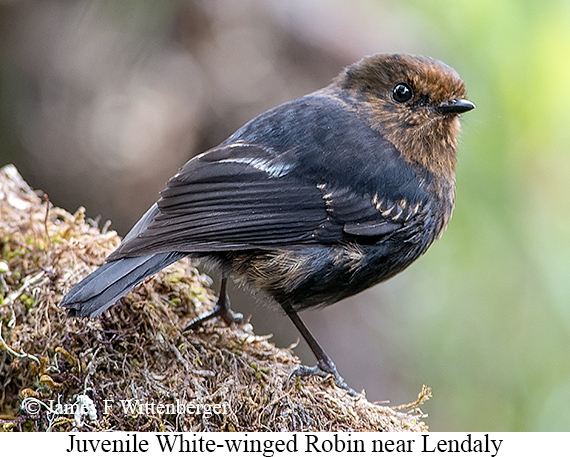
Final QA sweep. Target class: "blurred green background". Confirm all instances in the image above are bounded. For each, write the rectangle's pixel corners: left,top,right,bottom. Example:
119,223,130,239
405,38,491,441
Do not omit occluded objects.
1,0,569,431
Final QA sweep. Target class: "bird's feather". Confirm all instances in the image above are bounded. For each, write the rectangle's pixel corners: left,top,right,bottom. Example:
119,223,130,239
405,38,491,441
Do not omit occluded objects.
108,94,430,260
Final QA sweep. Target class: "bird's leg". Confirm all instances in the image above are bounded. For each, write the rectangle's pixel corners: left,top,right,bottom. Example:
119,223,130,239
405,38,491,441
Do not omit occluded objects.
283,305,359,397
183,277,243,331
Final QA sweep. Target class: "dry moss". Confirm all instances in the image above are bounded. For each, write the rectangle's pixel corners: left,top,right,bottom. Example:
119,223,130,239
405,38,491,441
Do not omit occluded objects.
0,164,429,432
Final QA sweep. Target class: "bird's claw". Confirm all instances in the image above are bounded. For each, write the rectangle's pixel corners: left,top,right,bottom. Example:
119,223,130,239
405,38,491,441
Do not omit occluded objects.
286,362,360,397
183,289,243,332
183,306,243,332
220,309,244,326
183,277,243,332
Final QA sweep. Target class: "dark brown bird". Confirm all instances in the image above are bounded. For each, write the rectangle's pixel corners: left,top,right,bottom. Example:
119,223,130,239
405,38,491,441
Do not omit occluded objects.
61,53,474,395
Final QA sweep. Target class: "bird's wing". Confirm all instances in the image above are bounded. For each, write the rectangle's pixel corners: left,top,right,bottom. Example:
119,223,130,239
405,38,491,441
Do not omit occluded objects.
108,142,414,259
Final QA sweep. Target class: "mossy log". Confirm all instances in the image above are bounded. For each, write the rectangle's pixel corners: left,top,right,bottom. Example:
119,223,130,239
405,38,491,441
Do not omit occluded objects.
0,164,429,432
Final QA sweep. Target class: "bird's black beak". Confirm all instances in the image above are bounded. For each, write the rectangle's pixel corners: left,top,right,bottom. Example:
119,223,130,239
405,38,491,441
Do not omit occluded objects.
436,99,476,114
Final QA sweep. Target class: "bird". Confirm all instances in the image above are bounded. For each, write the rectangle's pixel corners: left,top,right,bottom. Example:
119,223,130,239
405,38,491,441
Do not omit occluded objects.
60,53,474,396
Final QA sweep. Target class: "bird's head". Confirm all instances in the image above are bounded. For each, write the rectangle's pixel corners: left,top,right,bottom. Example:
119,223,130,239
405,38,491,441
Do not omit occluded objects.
334,53,475,180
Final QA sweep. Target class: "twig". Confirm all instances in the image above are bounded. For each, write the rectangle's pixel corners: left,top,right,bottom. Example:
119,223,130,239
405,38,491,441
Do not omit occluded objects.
43,193,51,246
393,384,432,410
0,321,41,365
4,270,46,308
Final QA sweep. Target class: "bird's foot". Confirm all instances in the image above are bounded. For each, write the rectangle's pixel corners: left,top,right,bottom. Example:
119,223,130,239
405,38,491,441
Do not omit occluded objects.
183,305,243,332
286,360,360,397
183,278,243,332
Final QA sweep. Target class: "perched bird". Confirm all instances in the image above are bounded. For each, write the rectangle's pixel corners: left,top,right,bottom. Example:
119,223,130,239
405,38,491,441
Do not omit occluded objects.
61,53,474,395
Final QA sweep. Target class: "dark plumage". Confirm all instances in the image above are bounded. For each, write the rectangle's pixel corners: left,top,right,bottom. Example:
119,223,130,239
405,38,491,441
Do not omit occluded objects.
61,54,474,395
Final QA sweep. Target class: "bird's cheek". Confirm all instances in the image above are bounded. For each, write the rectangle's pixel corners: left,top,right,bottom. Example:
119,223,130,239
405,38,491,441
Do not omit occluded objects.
410,109,433,126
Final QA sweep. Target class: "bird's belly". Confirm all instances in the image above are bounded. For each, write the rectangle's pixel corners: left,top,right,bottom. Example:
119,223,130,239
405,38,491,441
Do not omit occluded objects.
220,240,426,312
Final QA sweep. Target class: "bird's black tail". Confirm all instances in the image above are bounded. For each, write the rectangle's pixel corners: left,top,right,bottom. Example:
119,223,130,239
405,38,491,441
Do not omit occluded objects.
60,252,186,318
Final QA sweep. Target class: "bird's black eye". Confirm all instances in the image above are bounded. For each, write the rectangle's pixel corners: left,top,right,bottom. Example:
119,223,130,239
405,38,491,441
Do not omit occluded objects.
391,82,413,103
